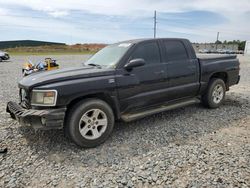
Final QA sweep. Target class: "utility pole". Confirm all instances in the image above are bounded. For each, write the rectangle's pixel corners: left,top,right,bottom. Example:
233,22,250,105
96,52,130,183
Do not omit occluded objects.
154,10,157,38
216,32,220,50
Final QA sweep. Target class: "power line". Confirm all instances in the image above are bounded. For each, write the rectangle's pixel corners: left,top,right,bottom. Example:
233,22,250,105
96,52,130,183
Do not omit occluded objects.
0,24,152,31
1,11,248,35
1,10,250,40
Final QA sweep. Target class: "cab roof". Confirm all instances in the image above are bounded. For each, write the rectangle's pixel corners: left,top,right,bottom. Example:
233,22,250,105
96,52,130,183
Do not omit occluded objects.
115,38,189,45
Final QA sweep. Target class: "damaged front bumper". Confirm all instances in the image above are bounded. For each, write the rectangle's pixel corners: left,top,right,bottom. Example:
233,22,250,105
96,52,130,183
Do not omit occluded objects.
6,101,66,130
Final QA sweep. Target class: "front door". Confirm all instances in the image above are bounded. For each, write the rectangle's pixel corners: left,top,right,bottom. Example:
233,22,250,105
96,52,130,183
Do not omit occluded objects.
116,41,168,112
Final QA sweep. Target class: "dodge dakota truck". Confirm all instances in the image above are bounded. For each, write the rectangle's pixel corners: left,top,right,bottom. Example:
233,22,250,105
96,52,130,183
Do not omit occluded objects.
7,38,240,148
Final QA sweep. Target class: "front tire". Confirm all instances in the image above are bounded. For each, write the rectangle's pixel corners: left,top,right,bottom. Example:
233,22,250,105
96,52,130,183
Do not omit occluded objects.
65,99,114,148
202,78,226,108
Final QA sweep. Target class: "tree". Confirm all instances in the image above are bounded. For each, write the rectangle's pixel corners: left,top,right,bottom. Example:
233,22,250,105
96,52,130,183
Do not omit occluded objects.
215,40,222,44
220,40,246,50
238,41,246,51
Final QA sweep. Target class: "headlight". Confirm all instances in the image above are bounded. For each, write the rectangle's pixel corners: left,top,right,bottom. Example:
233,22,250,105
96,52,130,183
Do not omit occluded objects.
31,90,57,106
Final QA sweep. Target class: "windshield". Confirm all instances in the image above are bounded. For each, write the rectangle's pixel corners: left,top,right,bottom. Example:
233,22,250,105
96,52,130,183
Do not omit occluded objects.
85,43,132,68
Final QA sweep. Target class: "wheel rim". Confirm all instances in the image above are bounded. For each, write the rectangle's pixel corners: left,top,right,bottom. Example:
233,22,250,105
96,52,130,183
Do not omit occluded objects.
212,84,224,104
79,109,108,140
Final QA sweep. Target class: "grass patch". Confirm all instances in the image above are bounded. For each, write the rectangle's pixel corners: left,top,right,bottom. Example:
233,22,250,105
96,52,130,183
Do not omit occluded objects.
9,51,95,56
3,44,105,56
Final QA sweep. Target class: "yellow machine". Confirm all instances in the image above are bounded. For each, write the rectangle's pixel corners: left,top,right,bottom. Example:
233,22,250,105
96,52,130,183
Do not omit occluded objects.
44,58,59,71
22,58,59,76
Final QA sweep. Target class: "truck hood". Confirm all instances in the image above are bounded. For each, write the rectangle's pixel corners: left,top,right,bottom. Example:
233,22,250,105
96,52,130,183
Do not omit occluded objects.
19,66,115,90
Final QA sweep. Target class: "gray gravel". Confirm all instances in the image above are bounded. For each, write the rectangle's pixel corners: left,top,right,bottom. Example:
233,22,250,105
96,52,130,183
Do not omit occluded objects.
0,55,250,188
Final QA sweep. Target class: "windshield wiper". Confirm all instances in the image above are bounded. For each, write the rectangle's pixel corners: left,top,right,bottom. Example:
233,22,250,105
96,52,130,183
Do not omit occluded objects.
87,63,102,68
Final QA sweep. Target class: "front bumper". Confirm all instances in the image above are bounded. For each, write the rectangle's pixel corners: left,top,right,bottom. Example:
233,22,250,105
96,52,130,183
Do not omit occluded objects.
6,101,66,130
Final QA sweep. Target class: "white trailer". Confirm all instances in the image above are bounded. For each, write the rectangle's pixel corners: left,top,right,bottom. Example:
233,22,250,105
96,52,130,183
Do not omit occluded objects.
245,41,250,55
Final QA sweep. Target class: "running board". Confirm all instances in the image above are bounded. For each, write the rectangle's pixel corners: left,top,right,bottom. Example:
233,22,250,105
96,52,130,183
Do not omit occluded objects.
121,98,200,122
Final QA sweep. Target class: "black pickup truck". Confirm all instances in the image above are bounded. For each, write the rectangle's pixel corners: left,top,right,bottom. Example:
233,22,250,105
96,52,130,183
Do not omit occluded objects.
7,38,240,147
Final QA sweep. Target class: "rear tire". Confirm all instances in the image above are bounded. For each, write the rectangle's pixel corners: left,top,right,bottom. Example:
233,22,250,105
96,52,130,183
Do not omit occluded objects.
64,99,114,148
202,78,226,108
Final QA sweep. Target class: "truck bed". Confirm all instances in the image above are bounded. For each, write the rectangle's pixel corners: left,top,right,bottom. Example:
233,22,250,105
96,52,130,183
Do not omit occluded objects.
197,54,237,62
198,54,239,92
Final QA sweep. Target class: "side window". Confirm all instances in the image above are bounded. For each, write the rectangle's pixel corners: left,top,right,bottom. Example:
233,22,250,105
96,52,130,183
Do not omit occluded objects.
164,41,188,61
130,42,160,64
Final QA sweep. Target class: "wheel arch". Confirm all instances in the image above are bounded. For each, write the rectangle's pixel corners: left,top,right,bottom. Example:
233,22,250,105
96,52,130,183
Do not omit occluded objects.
66,92,121,120
209,72,229,90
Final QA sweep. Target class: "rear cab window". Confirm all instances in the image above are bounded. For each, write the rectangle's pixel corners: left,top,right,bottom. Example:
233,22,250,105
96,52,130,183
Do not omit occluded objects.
130,42,161,65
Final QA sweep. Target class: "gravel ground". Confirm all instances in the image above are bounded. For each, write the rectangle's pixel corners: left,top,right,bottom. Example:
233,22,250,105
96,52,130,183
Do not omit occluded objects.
0,55,250,188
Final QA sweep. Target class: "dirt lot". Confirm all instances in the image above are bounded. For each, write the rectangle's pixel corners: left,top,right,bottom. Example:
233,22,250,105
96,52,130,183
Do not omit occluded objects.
0,55,250,188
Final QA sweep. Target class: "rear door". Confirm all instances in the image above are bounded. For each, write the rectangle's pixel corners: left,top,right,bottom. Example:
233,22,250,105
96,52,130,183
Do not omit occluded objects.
162,40,200,101
116,41,168,112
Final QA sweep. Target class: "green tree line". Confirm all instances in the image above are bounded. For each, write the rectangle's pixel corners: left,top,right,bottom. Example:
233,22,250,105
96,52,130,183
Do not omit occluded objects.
215,40,246,50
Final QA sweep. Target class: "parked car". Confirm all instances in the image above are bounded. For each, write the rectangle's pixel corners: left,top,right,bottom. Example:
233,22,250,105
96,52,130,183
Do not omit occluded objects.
0,50,10,62
209,49,217,54
198,49,209,53
7,38,240,148
216,49,223,54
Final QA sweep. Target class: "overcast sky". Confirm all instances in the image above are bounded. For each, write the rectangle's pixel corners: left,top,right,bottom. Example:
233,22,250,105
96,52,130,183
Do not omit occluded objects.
0,0,250,44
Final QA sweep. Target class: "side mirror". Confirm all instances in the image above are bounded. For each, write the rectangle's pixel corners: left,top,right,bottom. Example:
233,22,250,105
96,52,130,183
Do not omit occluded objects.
124,58,145,70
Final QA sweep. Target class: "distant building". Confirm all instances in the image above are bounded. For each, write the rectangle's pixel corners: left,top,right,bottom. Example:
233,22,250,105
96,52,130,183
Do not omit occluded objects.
192,43,238,53
244,41,250,55
0,40,65,49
